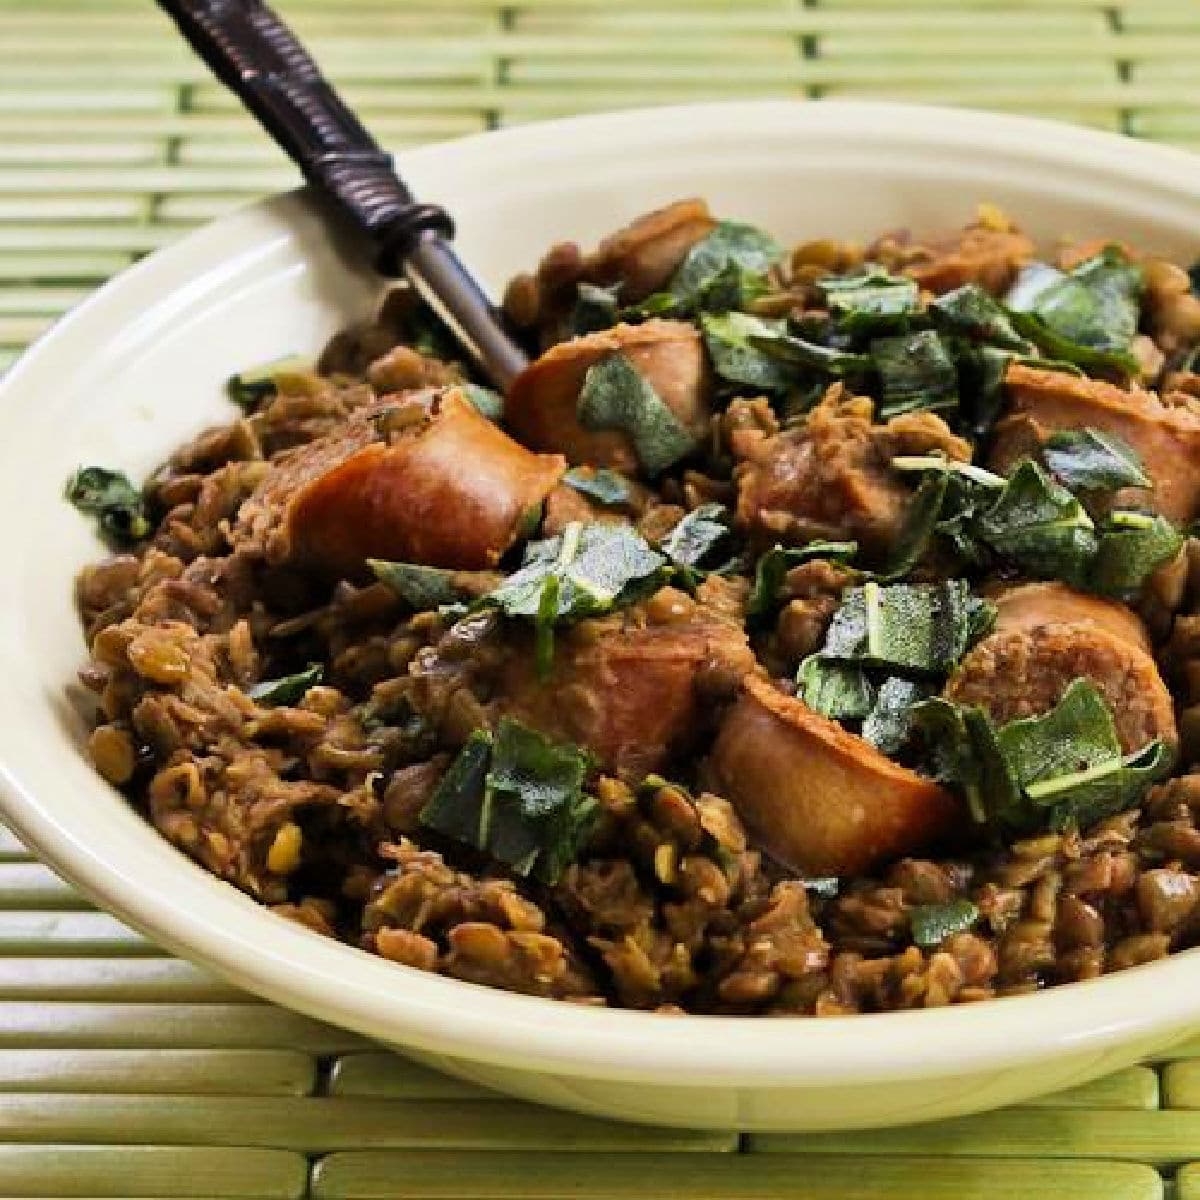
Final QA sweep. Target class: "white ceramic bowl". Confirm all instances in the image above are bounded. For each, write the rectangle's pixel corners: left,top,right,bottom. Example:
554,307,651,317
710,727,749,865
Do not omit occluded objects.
2,101,1199,1133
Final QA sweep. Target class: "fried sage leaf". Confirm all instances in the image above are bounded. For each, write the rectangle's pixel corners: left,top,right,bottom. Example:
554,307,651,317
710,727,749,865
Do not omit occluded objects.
870,329,959,419
1042,427,1151,492
908,680,1173,836
797,658,875,721
973,460,1097,585
929,283,1031,351
562,467,634,507
910,900,980,948
481,521,667,675
1005,248,1142,376
419,719,597,884
818,579,996,676
660,503,735,584
369,560,462,610
700,311,796,392
817,266,920,337
667,219,782,311
577,352,698,476
226,354,312,409
1090,510,1183,600
65,466,151,546
249,663,325,707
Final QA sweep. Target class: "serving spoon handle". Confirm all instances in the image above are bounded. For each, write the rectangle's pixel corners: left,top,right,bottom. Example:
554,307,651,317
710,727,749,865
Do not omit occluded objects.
156,0,529,390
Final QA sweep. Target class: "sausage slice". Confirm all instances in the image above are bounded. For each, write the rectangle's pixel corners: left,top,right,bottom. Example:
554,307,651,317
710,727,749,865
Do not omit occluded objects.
707,674,960,876
945,622,1177,754
991,363,1200,523
505,319,710,471
905,224,1034,295
496,599,755,778
987,581,1152,654
580,198,717,303
238,388,565,577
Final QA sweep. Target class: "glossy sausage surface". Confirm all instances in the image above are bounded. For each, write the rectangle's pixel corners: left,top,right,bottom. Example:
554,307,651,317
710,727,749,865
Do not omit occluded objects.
498,610,755,778
992,363,1200,523
505,319,710,471
986,580,1152,654
708,674,961,877
244,388,565,576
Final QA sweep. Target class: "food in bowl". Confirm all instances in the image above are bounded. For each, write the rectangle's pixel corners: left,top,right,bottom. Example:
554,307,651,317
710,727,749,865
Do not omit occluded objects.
68,198,1200,1016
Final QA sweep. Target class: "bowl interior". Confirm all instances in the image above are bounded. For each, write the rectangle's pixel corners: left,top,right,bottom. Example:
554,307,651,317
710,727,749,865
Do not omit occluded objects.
2,101,1200,1087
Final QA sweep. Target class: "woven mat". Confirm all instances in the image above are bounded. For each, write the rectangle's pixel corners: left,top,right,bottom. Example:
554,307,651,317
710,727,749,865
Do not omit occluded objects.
3,1,1200,1196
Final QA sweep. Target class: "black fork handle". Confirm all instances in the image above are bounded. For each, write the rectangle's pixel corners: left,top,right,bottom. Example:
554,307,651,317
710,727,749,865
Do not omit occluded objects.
156,0,529,389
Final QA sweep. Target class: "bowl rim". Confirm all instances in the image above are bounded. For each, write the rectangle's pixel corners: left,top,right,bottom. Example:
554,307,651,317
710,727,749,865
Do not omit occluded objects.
3,98,1200,1086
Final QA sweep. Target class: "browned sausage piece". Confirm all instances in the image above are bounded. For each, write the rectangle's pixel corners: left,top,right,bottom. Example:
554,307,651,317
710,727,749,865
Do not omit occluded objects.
986,581,1152,654
991,363,1200,523
495,598,755,778
580,198,718,303
945,622,1177,754
896,224,1034,296
238,388,565,577
734,389,971,558
707,674,961,877
504,319,711,471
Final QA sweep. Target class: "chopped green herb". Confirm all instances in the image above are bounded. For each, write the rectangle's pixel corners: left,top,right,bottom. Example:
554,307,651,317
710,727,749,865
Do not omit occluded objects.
974,460,1097,585
955,344,1016,438
929,284,1031,351
747,540,858,619
226,354,311,409
417,729,494,846
1006,249,1142,376
818,266,920,336
751,330,872,378
419,719,597,884
369,560,461,610
861,676,933,755
481,522,667,673
871,329,959,418
460,383,505,421
994,678,1171,833
562,467,634,507
887,454,1164,595
620,292,681,321
889,456,1007,490
700,311,796,392
1042,428,1151,492
906,696,1001,824
65,466,151,546
797,657,875,720
248,663,324,707
910,900,980,948
699,260,772,314
1091,510,1183,599
819,579,996,676
533,569,560,678
660,503,734,582
926,284,1032,350
668,220,782,312
571,281,622,335
577,352,698,477
879,471,950,579
910,680,1173,836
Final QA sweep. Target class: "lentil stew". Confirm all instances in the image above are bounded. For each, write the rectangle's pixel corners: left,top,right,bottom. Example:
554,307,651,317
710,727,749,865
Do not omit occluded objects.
69,202,1200,1015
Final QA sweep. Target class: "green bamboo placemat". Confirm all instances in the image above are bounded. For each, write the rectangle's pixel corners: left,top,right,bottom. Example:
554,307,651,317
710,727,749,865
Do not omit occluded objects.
2,1,1200,1196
